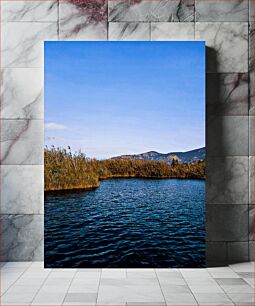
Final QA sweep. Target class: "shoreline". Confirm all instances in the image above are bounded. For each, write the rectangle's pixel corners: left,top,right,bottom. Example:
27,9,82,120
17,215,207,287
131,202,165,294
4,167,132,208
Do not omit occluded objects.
44,175,205,193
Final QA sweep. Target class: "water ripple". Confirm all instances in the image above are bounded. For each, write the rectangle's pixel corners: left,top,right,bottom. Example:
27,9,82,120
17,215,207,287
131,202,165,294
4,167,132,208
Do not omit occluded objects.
45,178,205,268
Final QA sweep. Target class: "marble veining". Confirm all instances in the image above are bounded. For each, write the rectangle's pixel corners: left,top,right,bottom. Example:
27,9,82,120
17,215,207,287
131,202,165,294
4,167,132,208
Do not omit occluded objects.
1,165,43,214
151,22,194,40
109,22,150,40
1,119,43,165
207,115,248,156
1,68,43,119
59,1,107,40
196,0,248,22
206,73,248,116
249,27,254,114
2,22,58,68
108,0,195,22
1,0,58,22
0,214,43,261
206,156,249,205
195,22,248,73
0,0,253,263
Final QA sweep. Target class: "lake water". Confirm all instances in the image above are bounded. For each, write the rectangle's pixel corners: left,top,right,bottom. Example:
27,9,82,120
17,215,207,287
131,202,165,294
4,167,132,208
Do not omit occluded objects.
45,178,205,268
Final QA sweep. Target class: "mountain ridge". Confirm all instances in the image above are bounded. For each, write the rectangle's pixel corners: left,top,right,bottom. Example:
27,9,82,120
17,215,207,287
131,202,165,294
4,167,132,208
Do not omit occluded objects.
111,147,205,164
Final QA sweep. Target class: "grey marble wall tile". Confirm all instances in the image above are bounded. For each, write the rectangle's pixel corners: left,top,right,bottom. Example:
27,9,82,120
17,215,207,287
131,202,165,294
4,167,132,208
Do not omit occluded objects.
249,205,254,241
249,71,254,115
1,68,43,119
196,0,248,22
109,22,150,40
1,22,58,68
1,165,43,214
206,242,227,267
1,0,58,22
250,0,254,22
0,214,43,261
195,22,248,73
249,26,254,114
206,205,248,241
206,73,248,116
206,156,248,204
151,22,194,40
59,1,107,40
249,241,254,261
207,115,248,156
227,242,249,263
249,116,254,155
108,0,195,22
0,120,43,165
249,156,254,205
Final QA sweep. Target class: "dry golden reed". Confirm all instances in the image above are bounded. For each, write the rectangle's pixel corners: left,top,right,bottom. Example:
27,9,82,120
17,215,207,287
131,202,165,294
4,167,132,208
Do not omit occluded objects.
45,147,205,192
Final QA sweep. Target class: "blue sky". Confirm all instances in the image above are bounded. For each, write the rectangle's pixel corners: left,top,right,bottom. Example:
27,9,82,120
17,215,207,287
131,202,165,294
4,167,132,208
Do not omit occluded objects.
45,41,205,159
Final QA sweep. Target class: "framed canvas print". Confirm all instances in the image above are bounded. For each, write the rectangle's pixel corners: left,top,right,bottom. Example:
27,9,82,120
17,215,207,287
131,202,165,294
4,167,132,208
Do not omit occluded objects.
44,41,205,268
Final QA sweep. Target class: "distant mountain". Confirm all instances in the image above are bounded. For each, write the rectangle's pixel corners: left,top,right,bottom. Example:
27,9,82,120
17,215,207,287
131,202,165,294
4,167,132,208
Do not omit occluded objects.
111,147,205,164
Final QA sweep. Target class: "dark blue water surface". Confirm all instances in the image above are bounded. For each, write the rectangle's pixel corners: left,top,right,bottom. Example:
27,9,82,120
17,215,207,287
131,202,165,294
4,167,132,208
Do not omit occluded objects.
45,178,205,268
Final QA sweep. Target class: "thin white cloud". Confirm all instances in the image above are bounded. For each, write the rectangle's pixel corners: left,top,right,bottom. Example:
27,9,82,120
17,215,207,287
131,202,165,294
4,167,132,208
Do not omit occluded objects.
45,122,67,130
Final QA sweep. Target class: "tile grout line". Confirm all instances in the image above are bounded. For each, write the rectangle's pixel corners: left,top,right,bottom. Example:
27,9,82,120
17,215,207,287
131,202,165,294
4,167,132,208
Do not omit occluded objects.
178,269,200,305
106,0,110,41
95,268,102,306
1,262,33,296
226,264,254,305
154,268,167,306
29,266,53,305
207,266,241,305
61,268,78,305
247,2,252,261
57,0,59,40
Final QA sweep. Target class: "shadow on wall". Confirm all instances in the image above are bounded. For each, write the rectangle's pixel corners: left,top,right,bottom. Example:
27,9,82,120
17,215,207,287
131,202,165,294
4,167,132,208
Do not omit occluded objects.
205,46,249,266
206,46,226,267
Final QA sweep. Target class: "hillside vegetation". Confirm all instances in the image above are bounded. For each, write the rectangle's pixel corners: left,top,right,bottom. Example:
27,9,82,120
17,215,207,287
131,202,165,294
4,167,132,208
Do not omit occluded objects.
45,147,205,192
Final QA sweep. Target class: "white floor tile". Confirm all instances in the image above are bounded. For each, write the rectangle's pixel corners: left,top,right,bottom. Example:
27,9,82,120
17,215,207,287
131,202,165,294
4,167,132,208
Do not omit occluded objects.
207,267,240,278
194,292,234,305
163,293,198,305
230,262,254,273
227,292,255,305
180,268,212,279
127,269,157,279
101,268,126,279
31,291,66,305
68,277,99,292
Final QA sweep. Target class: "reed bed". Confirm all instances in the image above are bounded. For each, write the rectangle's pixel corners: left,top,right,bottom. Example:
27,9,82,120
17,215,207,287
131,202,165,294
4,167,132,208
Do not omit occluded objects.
45,147,205,192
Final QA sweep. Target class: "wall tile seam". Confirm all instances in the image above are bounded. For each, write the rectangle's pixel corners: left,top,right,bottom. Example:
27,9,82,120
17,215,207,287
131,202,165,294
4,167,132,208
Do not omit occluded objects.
0,213,44,216
1,66,46,69
107,21,250,24
0,118,44,120
206,155,250,157
1,21,58,24
206,71,250,74
206,115,250,117
206,203,249,207
206,204,250,205
57,0,60,40
106,0,109,40
0,164,44,166
206,241,249,244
